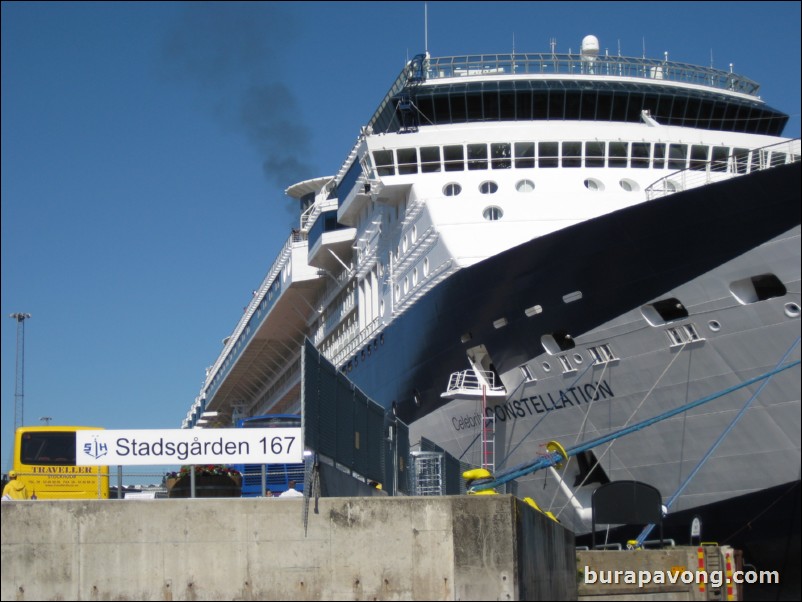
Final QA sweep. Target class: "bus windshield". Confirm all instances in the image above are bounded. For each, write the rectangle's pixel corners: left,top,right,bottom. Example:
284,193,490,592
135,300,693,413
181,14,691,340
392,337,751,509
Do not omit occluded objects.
234,414,304,497
13,427,110,499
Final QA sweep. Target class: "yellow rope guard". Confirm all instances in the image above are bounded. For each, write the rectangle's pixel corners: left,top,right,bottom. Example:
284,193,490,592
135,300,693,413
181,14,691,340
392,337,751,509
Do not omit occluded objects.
462,468,493,481
546,440,568,469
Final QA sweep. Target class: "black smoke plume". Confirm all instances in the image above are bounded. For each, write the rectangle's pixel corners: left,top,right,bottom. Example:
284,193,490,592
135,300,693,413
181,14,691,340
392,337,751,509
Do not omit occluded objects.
159,2,315,189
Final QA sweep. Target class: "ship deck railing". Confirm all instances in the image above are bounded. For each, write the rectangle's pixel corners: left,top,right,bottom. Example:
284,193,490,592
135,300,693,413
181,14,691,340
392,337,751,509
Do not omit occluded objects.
646,138,801,199
422,54,760,95
199,229,308,400
442,370,506,398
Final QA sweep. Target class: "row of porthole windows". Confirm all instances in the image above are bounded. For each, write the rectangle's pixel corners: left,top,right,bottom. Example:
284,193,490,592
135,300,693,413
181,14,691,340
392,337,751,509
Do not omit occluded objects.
342,333,386,373
443,178,644,196
520,274,798,371
394,257,432,301
443,181,509,196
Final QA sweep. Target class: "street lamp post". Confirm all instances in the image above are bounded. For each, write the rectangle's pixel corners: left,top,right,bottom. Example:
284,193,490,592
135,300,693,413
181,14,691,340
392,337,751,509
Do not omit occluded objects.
10,313,32,431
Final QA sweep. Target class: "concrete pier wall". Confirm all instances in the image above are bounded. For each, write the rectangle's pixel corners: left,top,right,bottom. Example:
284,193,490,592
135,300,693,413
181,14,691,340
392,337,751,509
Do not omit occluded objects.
1,495,576,601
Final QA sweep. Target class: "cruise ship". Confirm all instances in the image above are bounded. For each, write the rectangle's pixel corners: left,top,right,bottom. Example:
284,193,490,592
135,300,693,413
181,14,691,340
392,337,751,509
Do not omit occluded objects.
183,36,800,555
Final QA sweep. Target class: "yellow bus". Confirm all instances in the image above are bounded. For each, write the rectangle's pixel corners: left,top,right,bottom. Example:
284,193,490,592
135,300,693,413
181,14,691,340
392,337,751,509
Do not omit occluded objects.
12,426,109,499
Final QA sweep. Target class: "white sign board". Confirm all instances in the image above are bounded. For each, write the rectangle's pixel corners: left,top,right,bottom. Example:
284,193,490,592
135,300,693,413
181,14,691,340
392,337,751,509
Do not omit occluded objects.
76,428,303,466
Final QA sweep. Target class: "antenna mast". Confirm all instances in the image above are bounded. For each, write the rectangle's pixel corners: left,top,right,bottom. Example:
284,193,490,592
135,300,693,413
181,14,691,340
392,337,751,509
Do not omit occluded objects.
424,1,428,54
10,312,32,431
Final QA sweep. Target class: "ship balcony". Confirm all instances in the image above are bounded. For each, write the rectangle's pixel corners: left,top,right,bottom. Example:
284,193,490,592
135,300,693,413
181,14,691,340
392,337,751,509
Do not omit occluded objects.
307,208,356,271
441,370,507,400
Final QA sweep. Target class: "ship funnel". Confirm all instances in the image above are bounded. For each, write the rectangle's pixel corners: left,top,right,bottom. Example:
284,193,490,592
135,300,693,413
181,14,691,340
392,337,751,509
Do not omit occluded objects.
581,35,600,59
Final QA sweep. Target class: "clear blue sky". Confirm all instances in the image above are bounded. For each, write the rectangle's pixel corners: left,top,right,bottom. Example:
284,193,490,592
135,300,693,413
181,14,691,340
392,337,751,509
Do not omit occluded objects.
2,1,800,472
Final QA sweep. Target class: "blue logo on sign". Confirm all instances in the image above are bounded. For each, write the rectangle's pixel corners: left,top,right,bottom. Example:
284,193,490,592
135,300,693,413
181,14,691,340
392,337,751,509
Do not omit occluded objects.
83,436,108,460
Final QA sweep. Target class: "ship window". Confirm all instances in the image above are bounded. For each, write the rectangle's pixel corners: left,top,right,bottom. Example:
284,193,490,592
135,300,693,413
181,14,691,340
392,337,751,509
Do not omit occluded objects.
482,206,503,221
588,344,617,364
479,181,498,194
423,257,429,276
641,298,689,326
373,150,395,176
466,93,483,121
467,144,488,170
584,178,604,191
541,330,575,354
619,179,639,192
491,143,511,169
515,179,535,193
668,144,687,170
524,304,542,317
585,141,605,167
443,183,462,196
711,146,729,173
520,364,536,383
538,142,558,168
608,142,628,167
631,143,650,168
420,146,441,173
653,143,666,169
397,148,418,175
562,141,582,168
690,145,709,171
514,142,535,168
730,274,787,304
665,324,704,347
444,145,464,172
558,355,576,373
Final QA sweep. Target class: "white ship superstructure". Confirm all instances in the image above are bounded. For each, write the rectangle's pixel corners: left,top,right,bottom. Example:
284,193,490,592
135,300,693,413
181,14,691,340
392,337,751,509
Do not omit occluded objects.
182,37,800,549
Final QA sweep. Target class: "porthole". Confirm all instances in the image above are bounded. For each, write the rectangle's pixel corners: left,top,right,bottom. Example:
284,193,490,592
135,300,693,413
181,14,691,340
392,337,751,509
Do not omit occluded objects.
479,181,499,194
584,178,604,191
786,303,801,318
665,180,680,193
411,225,417,243
542,362,552,372
573,353,584,364
443,182,462,196
423,257,430,276
516,179,535,193
619,179,640,192
483,206,503,221
708,320,721,332
412,267,418,287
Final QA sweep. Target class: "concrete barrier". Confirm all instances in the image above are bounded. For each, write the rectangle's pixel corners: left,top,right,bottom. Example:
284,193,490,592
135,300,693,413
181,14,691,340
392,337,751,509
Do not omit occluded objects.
1,495,576,600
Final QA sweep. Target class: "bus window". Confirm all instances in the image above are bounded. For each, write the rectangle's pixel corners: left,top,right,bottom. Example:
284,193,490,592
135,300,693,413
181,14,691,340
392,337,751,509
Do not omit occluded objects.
233,414,305,497
13,426,110,499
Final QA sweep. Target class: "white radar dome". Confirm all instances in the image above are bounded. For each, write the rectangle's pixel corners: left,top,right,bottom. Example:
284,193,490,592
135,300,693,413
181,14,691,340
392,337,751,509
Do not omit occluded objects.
581,35,600,58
